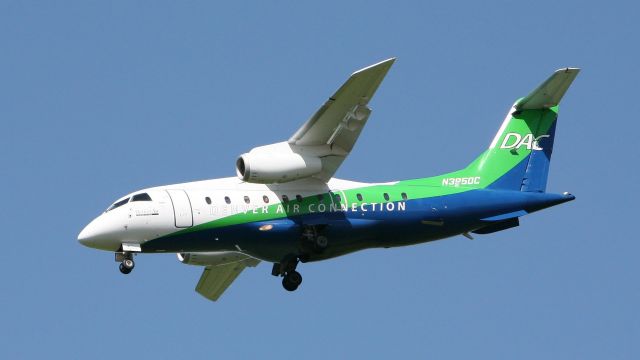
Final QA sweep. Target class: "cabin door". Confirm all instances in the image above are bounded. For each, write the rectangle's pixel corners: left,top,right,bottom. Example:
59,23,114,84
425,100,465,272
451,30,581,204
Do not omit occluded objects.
166,189,193,228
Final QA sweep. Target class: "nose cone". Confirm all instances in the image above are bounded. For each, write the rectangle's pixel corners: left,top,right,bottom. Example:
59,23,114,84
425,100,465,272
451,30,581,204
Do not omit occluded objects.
78,219,101,248
78,221,102,248
77,215,121,251
77,225,92,246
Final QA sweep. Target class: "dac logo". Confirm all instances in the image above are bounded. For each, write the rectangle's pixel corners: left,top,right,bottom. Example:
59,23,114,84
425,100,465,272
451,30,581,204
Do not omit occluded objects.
500,133,549,150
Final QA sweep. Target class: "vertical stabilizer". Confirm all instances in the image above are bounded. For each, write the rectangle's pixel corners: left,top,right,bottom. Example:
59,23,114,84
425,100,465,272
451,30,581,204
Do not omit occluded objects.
466,68,580,192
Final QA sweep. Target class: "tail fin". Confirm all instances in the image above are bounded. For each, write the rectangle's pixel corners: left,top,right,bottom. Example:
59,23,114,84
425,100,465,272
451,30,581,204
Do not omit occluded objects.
467,68,580,192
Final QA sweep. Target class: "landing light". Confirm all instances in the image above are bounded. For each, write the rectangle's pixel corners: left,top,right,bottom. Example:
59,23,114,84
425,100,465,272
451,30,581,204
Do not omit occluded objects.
259,224,273,231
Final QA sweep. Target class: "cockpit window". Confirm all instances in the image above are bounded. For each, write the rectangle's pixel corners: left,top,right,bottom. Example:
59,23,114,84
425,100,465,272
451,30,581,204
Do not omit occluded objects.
106,197,130,212
131,193,152,202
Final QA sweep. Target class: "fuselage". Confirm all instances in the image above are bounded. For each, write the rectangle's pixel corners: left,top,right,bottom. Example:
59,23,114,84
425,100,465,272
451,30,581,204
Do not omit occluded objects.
78,175,574,263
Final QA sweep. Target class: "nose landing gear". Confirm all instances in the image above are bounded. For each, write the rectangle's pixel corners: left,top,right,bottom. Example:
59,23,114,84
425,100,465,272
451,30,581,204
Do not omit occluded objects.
115,252,135,275
119,258,135,274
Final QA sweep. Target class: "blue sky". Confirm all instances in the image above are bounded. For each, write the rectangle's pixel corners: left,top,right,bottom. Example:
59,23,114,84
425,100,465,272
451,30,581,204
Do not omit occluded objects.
1,1,638,358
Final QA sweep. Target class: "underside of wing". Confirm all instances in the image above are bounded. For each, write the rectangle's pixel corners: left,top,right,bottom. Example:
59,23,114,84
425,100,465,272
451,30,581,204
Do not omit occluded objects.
193,257,260,302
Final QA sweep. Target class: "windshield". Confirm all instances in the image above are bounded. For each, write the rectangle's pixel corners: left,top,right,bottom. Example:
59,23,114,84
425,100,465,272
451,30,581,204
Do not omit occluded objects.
106,197,130,212
131,193,152,202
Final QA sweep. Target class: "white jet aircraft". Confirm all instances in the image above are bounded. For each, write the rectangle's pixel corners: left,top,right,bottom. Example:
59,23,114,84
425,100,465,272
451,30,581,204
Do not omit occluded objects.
79,58,579,301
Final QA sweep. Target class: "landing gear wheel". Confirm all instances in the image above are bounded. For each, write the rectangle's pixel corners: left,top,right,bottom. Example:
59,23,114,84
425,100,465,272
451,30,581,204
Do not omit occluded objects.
282,270,303,291
271,263,281,277
119,263,132,274
314,236,328,252
119,258,135,274
123,259,135,270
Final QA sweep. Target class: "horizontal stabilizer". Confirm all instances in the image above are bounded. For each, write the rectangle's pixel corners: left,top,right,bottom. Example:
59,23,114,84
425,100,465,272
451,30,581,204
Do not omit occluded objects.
481,210,527,222
473,218,520,234
516,68,580,110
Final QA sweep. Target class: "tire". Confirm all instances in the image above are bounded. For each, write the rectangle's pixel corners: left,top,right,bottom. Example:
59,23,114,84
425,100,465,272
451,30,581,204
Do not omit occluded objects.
282,277,298,291
122,259,135,270
119,263,132,275
271,263,281,277
314,236,328,252
286,270,303,286
282,270,303,292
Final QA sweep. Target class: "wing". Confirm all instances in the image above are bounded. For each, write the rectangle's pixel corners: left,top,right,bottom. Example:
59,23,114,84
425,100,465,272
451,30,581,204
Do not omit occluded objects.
194,257,260,302
289,58,395,180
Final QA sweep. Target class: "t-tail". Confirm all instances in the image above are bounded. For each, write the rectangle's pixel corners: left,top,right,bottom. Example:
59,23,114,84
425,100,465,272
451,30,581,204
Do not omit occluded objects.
463,68,580,192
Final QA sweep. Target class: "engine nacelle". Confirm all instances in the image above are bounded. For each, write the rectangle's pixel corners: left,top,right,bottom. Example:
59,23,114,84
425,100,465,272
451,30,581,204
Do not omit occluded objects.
236,150,322,184
177,251,250,267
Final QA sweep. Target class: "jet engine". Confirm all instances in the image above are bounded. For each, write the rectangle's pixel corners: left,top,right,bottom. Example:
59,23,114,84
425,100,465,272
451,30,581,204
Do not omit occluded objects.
235,149,322,184
177,251,252,267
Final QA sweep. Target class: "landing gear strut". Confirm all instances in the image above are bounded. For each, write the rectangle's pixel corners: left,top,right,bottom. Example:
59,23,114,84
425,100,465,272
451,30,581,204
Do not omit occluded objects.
115,252,135,275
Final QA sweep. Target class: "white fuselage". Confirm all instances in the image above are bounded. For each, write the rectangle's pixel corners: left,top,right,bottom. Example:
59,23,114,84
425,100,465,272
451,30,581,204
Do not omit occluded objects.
78,176,387,252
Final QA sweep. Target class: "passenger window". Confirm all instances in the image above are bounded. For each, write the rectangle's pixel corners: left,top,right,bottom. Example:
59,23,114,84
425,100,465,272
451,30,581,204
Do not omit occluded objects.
335,194,342,202
263,195,269,203
107,197,130,212
296,195,303,202
356,193,363,201
224,196,231,204
282,195,289,203
383,193,390,201
131,193,152,202
401,192,408,200
317,194,324,201
244,196,250,204
205,196,211,205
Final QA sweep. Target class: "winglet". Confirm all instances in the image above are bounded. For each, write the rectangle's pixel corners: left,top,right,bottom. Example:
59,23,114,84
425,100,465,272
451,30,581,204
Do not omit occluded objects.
516,67,580,110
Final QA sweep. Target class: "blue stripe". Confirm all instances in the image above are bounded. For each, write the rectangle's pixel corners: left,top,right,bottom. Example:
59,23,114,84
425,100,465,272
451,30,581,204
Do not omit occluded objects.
521,120,557,192
142,189,574,262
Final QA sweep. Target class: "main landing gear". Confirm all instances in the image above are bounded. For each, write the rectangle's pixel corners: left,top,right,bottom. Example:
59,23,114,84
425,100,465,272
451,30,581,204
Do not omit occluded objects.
271,225,330,292
115,252,135,275
272,254,303,292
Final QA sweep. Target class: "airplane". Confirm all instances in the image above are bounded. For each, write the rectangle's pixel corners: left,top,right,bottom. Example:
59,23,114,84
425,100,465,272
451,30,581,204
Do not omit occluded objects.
78,58,580,301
